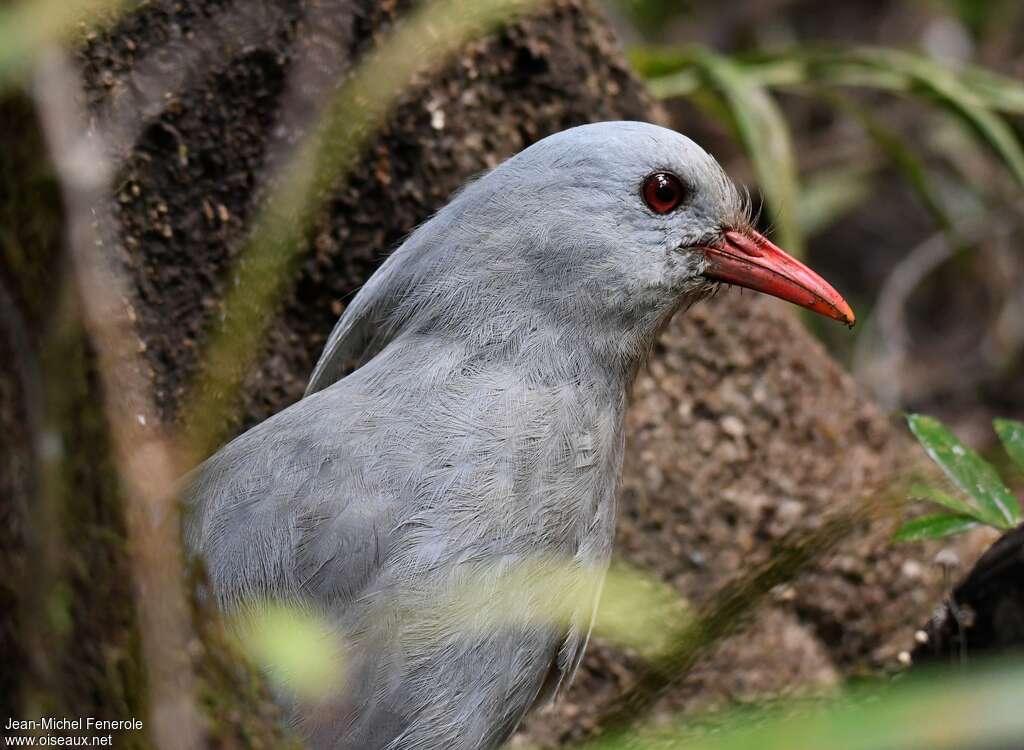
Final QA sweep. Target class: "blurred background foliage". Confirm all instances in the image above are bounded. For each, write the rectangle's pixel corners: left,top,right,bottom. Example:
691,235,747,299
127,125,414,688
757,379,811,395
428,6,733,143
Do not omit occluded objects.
605,0,1024,452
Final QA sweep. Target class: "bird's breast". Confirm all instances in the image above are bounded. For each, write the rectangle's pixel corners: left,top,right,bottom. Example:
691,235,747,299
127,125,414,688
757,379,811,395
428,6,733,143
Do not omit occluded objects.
372,367,627,569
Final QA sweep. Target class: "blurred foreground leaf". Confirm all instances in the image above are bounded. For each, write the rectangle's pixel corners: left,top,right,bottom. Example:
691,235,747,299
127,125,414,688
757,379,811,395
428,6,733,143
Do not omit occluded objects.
234,603,346,701
581,660,1024,750
433,556,691,659
597,561,692,658
0,0,132,88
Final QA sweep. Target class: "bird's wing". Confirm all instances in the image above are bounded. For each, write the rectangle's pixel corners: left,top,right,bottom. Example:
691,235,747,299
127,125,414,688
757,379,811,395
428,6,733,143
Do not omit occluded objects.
304,246,407,396
181,391,392,611
304,171,486,397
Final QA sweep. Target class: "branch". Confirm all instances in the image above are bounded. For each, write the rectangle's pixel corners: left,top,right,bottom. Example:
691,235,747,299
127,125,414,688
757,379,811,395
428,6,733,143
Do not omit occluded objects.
32,48,203,750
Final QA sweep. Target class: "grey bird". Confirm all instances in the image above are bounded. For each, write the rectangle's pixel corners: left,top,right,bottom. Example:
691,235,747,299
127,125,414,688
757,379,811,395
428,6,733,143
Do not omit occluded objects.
183,121,854,750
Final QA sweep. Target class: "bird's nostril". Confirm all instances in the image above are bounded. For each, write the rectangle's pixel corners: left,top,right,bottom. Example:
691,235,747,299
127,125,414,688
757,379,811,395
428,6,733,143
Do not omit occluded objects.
724,230,765,258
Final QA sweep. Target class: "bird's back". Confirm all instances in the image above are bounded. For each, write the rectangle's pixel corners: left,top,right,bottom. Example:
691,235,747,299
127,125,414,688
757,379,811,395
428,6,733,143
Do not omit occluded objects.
183,332,626,749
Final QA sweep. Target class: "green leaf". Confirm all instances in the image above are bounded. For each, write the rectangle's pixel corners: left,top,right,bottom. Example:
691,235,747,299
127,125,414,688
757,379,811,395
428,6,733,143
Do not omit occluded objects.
893,513,980,542
909,481,990,521
688,49,804,256
641,45,1024,114
995,418,1024,476
908,413,1019,527
735,45,1024,116
959,63,1024,115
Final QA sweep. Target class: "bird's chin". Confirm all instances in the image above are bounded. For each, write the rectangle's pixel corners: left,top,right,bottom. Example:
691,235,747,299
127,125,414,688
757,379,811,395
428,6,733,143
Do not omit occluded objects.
683,277,724,310
659,276,721,329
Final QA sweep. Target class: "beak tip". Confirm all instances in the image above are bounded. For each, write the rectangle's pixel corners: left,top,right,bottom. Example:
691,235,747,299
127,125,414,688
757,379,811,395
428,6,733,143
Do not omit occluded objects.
839,303,856,329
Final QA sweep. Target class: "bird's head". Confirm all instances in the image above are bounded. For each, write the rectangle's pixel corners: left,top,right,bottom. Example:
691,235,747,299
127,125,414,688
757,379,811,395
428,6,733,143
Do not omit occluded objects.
489,120,854,331
304,121,854,394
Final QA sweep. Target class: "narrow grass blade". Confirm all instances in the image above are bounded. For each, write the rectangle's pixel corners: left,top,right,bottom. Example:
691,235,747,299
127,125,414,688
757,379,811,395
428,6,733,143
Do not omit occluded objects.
908,413,1019,527
179,0,540,460
958,64,1024,115
737,46,1024,115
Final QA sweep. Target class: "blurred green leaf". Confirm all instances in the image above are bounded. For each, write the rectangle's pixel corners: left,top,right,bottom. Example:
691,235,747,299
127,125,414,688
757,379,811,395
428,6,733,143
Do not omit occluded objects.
597,560,692,658
612,0,691,37
757,46,1024,188
833,95,954,232
994,418,1024,475
909,481,987,520
687,49,803,255
629,45,700,79
639,44,1024,114
0,0,131,88
638,44,1024,191
893,512,979,541
796,165,874,237
583,660,1024,750
832,47,1024,188
234,603,346,701
947,0,997,34
431,556,691,659
958,64,1024,114
744,45,1024,115
908,413,1019,527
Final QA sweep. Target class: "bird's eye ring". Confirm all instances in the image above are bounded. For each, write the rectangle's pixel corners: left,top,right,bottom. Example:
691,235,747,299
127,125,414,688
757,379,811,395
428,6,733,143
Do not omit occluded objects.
641,172,687,214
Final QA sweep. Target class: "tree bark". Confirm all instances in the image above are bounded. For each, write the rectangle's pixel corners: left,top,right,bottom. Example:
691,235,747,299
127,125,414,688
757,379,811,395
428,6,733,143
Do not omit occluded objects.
1,0,980,746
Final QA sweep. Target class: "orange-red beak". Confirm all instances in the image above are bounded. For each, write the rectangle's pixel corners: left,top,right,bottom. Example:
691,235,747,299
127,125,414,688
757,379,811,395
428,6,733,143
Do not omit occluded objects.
700,230,855,327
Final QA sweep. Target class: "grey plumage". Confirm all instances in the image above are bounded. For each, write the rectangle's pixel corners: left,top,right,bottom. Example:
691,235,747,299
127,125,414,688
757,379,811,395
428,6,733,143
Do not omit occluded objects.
183,121,748,750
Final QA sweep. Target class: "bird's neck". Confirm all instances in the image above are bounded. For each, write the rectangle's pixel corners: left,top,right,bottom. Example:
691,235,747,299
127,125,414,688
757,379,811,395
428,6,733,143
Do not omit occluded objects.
362,219,693,392
394,288,678,395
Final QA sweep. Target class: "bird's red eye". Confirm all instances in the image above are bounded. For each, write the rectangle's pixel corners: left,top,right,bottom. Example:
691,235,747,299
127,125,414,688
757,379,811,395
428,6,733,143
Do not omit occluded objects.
641,172,686,214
